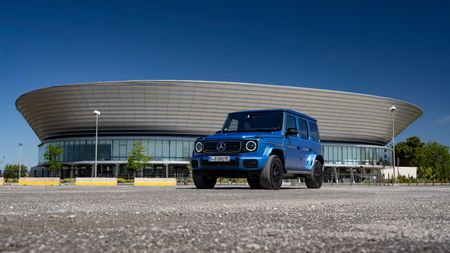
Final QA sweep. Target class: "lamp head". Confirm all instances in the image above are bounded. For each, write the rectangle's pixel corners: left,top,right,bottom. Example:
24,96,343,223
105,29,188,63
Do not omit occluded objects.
93,110,101,115
389,106,396,112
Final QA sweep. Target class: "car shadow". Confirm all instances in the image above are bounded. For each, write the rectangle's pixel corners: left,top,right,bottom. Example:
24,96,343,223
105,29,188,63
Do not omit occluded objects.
177,186,305,190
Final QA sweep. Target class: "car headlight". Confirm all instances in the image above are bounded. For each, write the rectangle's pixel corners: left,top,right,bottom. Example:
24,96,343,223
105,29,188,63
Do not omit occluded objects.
195,142,203,153
245,140,257,152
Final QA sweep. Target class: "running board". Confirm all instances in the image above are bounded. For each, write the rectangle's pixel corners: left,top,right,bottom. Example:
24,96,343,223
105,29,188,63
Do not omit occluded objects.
286,170,312,175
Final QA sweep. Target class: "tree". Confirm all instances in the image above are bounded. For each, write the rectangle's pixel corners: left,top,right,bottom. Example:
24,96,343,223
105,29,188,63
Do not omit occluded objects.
395,137,450,182
127,141,151,178
418,142,450,182
3,164,28,179
395,136,424,166
43,145,64,177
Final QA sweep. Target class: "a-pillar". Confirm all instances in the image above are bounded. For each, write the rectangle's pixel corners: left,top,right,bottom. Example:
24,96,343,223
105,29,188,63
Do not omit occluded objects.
165,164,169,178
332,167,338,183
349,167,355,183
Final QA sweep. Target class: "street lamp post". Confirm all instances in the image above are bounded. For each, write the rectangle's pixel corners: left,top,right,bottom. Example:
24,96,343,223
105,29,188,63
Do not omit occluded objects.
389,106,396,183
93,110,101,178
18,143,23,179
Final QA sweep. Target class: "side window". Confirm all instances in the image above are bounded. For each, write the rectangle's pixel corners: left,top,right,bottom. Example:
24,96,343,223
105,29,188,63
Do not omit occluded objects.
285,115,297,131
298,118,309,139
309,121,320,142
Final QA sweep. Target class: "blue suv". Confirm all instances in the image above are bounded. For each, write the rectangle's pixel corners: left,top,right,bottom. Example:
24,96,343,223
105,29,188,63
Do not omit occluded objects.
191,109,324,190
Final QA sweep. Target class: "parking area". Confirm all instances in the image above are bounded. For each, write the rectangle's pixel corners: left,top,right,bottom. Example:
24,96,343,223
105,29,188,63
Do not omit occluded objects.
0,185,449,252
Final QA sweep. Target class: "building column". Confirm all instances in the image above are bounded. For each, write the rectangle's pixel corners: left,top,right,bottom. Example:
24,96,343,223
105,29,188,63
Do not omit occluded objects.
70,165,74,178
165,164,169,178
377,168,382,184
332,167,338,183
349,167,355,183
115,164,120,178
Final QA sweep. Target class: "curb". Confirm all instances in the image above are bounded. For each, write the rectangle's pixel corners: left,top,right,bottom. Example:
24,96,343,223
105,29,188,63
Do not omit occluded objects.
134,178,177,187
18,177,60,186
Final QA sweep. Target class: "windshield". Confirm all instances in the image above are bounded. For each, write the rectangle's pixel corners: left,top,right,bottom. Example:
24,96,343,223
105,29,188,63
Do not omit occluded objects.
222,111,284,132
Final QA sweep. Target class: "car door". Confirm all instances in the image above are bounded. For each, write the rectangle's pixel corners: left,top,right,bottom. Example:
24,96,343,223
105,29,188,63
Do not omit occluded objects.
283,114,301,170
308,120,322,158
297,118,312,171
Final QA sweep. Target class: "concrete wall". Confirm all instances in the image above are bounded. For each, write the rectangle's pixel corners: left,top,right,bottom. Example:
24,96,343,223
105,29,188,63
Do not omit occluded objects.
382,167,417,178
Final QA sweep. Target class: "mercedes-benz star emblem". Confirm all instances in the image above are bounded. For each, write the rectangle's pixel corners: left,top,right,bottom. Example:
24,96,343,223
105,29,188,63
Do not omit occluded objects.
216,141,226,152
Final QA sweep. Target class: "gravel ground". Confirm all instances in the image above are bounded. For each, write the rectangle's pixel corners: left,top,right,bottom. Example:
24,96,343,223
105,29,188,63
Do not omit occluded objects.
0,184,449,253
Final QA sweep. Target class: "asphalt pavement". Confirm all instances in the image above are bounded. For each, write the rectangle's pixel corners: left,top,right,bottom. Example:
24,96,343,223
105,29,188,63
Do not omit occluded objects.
0,184,449,252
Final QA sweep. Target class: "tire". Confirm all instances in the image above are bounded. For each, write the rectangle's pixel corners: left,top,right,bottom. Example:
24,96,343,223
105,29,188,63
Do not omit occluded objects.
193,173,217,189
259,155,283,190
247,177,261,189
305,160,323,189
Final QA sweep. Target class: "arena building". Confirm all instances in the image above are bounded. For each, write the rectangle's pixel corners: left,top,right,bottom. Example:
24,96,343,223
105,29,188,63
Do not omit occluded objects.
16,80,422,181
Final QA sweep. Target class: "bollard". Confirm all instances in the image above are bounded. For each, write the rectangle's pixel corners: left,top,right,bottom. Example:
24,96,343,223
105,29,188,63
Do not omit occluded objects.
388,174,390,186
408,174,410,186
425,178,427,186
416,177,418,186
433,178,435,186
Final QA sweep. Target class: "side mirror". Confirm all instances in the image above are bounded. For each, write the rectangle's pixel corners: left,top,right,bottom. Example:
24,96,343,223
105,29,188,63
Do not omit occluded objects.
286,128,298,136
216,130,222,134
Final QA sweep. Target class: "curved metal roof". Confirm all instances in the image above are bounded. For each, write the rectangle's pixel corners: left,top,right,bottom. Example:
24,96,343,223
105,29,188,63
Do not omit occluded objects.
16,80,422,145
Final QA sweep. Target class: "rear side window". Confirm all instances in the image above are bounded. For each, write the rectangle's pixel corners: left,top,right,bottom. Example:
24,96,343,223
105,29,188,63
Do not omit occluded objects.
298,118,309,139
285,115,297,131
309,121,320,142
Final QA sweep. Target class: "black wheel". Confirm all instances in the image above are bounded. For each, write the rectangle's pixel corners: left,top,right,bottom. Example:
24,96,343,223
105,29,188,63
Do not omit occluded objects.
247,177,261,189
193,173,217,189
305,160,323,189
259,155,283,190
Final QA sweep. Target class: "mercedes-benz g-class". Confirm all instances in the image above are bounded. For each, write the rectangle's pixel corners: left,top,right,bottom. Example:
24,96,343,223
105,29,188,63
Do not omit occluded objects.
191,109,323,190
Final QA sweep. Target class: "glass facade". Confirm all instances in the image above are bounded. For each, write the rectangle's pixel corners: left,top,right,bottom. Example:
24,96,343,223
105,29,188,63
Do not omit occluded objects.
39,137,196,165
321,144,392,167
38,137,392,167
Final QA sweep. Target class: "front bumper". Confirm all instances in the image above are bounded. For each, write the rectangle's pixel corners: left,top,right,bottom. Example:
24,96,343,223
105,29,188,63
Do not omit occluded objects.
191,154,268,175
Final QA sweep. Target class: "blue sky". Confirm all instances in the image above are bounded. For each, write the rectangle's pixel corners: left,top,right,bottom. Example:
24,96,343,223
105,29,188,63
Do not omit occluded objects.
1,0,449,168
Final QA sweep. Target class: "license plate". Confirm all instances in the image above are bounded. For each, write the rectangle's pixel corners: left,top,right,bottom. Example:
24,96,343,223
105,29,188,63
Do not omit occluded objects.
208,156,230,162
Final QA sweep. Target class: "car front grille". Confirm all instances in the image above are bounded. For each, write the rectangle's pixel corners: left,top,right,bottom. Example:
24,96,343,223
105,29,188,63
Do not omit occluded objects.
203,141,242,153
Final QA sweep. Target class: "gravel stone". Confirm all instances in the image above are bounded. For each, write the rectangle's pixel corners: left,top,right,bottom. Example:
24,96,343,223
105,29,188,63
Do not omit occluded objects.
0,185,449,252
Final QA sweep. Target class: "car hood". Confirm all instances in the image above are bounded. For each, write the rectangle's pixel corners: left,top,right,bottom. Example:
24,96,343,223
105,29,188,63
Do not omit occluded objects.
201,132,283,141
